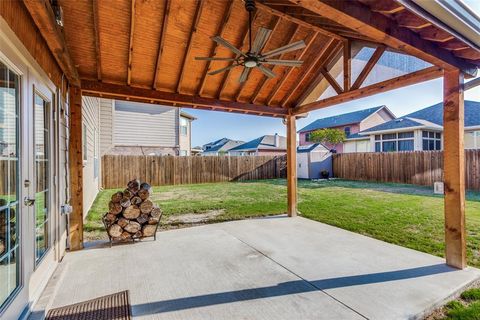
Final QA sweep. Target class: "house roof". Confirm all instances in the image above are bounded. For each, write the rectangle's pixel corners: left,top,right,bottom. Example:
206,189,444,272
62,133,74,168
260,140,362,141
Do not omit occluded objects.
298,106,387,133
203,138,244,152
229,135,286,151
180,111,197,120
362,100,480,133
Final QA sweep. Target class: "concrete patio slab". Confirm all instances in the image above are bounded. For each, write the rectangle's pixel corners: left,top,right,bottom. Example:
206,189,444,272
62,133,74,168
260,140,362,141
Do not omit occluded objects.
31,216,480,320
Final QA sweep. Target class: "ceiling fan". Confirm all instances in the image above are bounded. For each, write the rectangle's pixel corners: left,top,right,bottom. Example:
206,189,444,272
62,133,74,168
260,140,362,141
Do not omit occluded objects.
195,0,306,83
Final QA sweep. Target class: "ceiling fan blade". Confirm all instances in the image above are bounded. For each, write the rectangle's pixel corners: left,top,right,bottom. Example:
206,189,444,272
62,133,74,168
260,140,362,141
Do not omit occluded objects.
251,27,272,55
207,64,238,76
257,65,276,78
261,40,306,59
262,59,304,67
195,57,236,61
238,67,252,83
211,36,246,57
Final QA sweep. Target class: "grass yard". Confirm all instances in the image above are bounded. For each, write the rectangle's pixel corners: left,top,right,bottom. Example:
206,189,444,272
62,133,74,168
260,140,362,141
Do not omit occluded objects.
86,179,480,268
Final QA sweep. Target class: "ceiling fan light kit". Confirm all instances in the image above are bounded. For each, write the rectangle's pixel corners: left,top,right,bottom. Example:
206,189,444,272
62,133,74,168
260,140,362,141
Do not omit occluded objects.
194,0,306,83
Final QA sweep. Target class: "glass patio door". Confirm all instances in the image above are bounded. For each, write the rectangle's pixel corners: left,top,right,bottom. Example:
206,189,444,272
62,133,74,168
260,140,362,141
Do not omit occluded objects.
0,60,20,309
33,92,51,263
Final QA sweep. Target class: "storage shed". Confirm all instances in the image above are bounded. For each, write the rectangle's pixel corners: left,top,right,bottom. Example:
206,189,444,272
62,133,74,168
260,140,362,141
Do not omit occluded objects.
297,143,332,179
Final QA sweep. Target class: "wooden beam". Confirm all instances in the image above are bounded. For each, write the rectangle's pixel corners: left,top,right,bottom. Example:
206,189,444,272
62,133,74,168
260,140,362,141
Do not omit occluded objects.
251,25,303,104
177,0,204,93
92,0,102,81
256,2,344,41
23,0,80,86
343,40,351,91
443,69,466,269
81,80,288,116
286,115,297,217
465,77,480,91
293,66,443,114
197,0,235,96
287,0,477,77
320,67,343,94
282,39,340,106
153,0,170,89
350,46,386,90
68,86,83,251
127,0,136,85
235,15,282,101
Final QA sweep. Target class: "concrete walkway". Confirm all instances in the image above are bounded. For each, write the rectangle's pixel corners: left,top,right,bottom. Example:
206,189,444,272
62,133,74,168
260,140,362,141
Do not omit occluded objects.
31,216,480,319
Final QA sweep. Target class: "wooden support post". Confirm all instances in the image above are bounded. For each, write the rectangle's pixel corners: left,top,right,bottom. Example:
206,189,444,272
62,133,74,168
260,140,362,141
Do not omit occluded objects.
69,86,84,251
286,115,297,217
443,69,466,269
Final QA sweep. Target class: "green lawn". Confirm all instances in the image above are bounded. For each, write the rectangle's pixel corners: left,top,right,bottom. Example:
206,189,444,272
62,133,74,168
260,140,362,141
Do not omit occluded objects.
86,179,480,267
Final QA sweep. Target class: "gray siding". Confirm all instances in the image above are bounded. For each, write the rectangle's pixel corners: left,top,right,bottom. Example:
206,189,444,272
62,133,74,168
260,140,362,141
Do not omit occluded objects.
99,98,114,155
113,101,178,147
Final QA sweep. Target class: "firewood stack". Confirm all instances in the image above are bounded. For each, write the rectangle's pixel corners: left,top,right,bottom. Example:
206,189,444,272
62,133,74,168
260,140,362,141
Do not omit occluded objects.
103,179,162,242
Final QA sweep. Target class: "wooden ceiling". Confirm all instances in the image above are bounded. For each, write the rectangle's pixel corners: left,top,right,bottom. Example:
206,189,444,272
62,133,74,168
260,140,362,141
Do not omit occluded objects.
19,0,480,117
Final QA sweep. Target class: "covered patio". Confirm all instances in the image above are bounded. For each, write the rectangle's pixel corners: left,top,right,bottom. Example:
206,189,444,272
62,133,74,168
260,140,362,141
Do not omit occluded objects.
30,217,480,319
1,0,480,318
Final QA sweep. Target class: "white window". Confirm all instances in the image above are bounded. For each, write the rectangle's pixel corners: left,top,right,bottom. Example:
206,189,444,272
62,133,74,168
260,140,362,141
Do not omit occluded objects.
179,150,187,156
422,131,441,151
465,131,480,149
180,117,188,136
374,131,414,152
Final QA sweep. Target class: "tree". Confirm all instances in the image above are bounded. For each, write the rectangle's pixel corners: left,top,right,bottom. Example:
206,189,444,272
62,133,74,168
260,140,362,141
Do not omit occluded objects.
309,128,346,152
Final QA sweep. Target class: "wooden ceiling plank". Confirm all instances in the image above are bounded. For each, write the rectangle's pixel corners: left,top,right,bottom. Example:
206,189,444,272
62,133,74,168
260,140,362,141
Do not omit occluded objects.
394,11,431,29
216,11,259,99
197,0,235,96
176,0,204,94
293,66,442,114
23,0,80,86
251,25,304,104
81,80,288,116
92,0,102,81
256,2,344,41
418,26,455,43
350,45,386,90
152,0,171,89
288,0,477,77
127,0,136,85
320,67,343,94
281,39,340,106
234,15,282,101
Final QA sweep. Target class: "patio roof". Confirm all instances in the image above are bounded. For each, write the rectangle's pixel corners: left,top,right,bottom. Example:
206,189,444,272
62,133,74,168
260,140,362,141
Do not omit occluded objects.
18,0,480,117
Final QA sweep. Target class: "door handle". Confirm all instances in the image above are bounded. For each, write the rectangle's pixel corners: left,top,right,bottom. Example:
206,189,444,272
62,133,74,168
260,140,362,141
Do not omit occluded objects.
24,197,35,206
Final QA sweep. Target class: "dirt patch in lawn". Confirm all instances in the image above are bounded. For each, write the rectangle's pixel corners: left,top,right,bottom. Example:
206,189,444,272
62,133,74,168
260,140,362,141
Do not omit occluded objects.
165,209,225,225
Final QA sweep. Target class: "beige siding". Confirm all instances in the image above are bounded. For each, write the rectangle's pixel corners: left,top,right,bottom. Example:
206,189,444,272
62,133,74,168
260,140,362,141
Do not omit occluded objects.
360,108,395,131
179,115,192,155
82,96,100,216
99,98,114,155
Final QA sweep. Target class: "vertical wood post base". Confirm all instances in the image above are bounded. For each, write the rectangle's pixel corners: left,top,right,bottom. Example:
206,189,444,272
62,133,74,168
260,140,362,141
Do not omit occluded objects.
286,115,297,217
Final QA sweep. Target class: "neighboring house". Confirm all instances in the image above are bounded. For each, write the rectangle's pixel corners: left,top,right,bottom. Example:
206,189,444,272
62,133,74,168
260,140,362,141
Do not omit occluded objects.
297,143,332,179
202,137,245,156
359,100,480,152
99,100,196,156
229,134,286,156
298,106,396,153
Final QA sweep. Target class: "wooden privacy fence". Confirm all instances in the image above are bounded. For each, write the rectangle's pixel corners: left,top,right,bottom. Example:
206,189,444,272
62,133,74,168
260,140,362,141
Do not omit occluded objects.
332,150,480,190
102,155,287,189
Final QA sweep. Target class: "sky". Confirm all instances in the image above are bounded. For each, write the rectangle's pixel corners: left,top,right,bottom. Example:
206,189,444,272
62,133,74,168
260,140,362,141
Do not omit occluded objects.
186,1,480,147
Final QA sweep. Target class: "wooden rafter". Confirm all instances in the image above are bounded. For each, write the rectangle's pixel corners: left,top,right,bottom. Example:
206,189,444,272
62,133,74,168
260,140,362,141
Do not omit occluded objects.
250,25,303,104
92,0,102,81
197,1,235,96
126,0,136,85
288,0,477,77
343,40,351,91
350,46,386,90
234,15,282,101
281,39,340,106
177,0,204,93
23,0,80,86
217,11,258,99
81,80,288,117
256,2,344,41
293,66,443,114
320,67,343,94
152,0,171,89
394,11,431,29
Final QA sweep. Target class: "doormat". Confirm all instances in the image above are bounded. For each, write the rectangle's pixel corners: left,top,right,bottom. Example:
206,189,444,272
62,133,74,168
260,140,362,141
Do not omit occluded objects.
45,290,131,320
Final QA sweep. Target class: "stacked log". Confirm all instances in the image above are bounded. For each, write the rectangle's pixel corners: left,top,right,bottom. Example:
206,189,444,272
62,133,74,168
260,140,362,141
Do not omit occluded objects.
103,179,162,241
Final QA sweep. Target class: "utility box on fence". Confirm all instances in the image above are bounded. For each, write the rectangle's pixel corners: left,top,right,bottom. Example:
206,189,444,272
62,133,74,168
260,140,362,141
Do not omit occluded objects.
297,144,332,179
